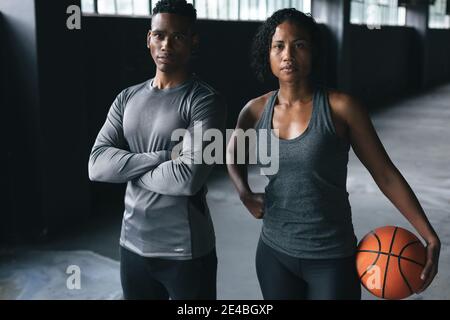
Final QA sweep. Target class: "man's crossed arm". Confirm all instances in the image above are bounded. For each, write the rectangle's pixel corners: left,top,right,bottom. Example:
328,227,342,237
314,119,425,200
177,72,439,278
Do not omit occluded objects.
88,90,226,196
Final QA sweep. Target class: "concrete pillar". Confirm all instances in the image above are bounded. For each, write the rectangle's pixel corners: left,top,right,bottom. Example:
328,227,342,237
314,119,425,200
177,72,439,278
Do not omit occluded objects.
404,0,430,89
0,0,44,242
312,0,351,92
0,0,90,242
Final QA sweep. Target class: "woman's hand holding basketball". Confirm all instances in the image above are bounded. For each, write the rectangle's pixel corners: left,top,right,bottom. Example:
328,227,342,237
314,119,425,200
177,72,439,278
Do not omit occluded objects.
240,192,265,219
417,237,440,293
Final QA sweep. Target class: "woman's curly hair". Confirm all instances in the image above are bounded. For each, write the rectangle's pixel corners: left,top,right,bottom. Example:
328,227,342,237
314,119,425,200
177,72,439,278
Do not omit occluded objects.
251,8,322,83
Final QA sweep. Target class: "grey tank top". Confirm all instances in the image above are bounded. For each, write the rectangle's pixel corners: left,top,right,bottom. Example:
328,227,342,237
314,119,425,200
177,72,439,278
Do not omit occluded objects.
255,86,357,259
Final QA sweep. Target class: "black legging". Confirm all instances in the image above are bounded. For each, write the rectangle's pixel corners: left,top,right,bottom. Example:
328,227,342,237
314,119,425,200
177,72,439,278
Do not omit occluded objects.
120,246,217,300
256,238,361,300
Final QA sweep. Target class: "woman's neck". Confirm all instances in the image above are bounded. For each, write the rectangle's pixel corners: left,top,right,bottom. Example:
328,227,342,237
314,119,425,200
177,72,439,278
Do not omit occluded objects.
278,79,314,106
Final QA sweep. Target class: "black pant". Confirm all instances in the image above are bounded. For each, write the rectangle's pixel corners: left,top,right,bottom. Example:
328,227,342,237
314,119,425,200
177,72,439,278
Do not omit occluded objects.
256,238,361,300
120,246,217,300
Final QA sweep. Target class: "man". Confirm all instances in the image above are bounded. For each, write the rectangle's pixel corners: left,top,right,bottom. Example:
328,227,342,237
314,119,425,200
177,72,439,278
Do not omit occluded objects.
88,0,226,300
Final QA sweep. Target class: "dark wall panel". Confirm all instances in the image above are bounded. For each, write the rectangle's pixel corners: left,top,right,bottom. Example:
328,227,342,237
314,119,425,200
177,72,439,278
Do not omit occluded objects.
0,0,91,242
0,0,44,242
348,25,417,107
0,12,11,242
34,0,91,236
426,29,450,87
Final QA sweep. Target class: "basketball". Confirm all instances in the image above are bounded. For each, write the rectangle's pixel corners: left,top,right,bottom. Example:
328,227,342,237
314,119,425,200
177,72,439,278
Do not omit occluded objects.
356,226,426,299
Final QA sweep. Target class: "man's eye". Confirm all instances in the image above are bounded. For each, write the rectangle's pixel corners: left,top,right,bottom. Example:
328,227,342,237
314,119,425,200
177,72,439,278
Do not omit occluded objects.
296,42,307,48
174,35,185,41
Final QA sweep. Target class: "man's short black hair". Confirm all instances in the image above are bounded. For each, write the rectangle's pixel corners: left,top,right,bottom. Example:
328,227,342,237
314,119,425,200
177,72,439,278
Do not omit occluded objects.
251,8,322,83
152,0,197,26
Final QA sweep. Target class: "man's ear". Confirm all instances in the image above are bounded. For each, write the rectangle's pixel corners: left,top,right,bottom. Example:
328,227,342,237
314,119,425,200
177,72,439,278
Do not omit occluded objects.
146,30,152,48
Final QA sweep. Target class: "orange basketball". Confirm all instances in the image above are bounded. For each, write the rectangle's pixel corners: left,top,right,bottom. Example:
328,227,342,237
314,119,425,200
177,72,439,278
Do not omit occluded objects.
356,226,426,300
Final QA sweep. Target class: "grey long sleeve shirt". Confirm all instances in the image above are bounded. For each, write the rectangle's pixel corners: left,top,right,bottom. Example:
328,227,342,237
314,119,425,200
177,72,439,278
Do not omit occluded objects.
88,75,227,259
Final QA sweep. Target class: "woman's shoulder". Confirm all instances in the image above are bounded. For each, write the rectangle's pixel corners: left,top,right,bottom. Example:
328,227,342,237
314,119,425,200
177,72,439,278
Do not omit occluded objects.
237,91,276,129
324,88,365,120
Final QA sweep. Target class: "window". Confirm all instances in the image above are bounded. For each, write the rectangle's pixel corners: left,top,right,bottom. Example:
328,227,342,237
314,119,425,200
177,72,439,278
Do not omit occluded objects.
81,0,96,14
350,0,406,27
134,0,151,15
429,0,450,29
81,0,311,20
97,0,116,14
81,0,150,16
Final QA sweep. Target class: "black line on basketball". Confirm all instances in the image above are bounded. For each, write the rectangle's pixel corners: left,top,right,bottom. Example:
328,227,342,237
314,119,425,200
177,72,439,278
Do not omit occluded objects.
397,240,422,296
398,240,424,265
356,250,425,267
398,254,414,296
382,227,398,299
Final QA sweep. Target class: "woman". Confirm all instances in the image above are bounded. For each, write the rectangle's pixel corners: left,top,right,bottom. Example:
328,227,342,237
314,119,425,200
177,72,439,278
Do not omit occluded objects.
226,8,440,300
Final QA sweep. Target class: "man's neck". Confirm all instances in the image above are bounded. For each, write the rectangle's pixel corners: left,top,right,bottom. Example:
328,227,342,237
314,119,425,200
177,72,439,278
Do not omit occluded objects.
152,70,192,89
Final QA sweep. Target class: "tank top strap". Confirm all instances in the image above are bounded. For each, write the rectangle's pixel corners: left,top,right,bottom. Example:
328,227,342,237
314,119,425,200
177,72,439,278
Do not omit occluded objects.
254,90,278,131
312,86,335,135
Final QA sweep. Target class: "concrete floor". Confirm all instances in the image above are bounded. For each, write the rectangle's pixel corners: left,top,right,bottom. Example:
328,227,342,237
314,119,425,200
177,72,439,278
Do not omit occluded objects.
1,83,449,300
